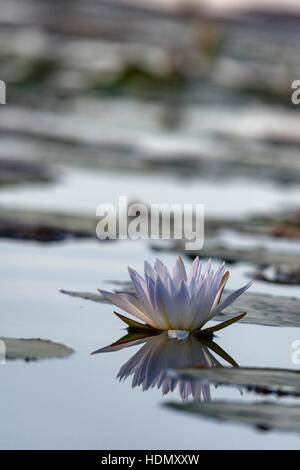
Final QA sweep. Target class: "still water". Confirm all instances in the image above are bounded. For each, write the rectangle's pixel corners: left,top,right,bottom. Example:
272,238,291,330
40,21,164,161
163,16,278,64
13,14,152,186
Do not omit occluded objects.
1,237,300,449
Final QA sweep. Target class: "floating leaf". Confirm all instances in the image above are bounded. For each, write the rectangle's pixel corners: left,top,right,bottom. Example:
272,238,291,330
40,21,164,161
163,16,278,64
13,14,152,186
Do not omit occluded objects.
61,288,300,328
0,208,97,242
0,337,74,361
60,290,107,302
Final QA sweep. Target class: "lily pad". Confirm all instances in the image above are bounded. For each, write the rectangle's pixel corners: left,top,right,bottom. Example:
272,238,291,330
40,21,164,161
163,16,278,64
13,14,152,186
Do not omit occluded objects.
186,245,300,268
60,290,106,303
254,266,300,285
0,207,97,242
153,241,300,268
221,290,300,328
0,337,74,361
165,401,300,434
0,158,53,187
170,367,300,397
60,288,300,328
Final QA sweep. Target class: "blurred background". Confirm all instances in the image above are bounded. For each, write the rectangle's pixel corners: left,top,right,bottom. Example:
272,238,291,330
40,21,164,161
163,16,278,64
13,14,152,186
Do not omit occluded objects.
1,0,300,251
2,0,300,450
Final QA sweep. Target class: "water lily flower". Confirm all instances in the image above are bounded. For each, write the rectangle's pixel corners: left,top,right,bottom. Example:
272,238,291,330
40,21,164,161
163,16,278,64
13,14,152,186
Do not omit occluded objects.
99,257,254,338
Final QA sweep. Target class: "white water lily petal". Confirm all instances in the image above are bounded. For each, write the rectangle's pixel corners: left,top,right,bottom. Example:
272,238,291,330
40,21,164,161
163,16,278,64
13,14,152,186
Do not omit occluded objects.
144,260,157,280
174,279,192,329
154,278,176,327
154,276,174,329
187,256,200,284
172,256,187,286
128,267,153,311
154,258,172,285
99,289,154,326
144,274,168,329
203,258,212,279
118,292,148,316
141,277,167,329
207,279,255,322
187,281,210,330
210,271,230,313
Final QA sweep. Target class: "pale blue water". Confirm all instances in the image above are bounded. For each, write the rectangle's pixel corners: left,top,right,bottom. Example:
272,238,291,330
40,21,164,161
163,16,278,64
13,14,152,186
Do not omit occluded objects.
1,238,300,449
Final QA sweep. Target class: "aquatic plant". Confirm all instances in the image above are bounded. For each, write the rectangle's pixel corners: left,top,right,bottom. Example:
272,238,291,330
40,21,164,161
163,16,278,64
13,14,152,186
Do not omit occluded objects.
99,257,254,338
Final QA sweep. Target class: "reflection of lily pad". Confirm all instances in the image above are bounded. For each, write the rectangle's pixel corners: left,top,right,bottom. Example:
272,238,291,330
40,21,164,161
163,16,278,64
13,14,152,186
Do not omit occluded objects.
60,288,300,328
0,338,74,361
166,401,300,434
170,367,300,397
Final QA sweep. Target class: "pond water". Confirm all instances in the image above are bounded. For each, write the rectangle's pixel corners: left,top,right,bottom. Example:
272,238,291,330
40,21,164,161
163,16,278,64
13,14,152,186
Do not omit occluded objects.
1,234,300,449
2,166,300,217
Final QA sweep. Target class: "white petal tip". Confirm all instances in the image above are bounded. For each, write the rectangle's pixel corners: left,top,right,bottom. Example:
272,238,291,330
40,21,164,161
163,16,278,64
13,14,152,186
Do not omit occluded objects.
167,330,190,340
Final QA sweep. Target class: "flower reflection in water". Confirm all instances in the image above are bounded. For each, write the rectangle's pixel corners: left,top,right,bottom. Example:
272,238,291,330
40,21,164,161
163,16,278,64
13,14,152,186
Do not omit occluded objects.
92,331,238,402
